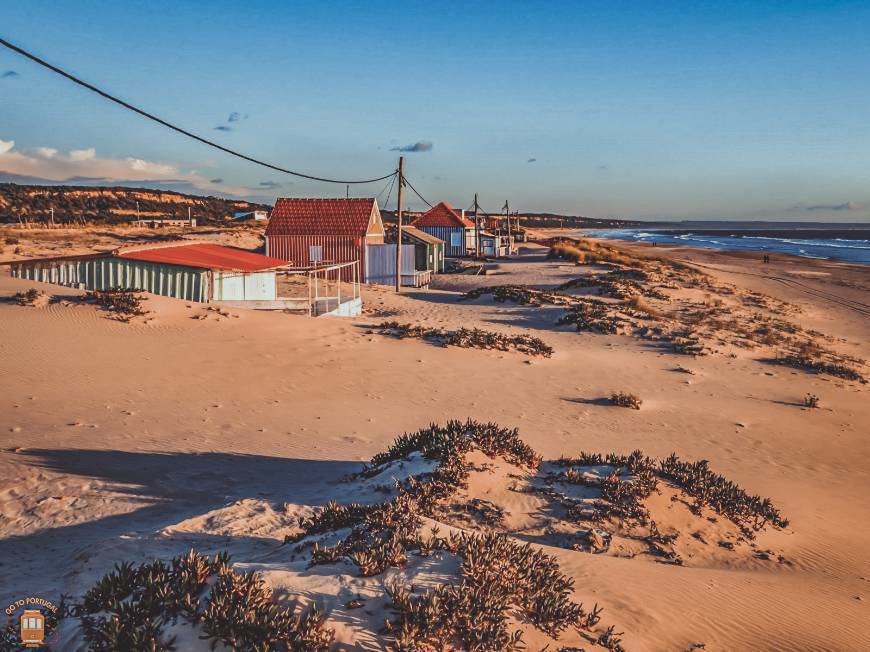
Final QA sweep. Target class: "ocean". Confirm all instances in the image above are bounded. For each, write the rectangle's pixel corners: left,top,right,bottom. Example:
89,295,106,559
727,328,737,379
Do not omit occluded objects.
583,227,870,265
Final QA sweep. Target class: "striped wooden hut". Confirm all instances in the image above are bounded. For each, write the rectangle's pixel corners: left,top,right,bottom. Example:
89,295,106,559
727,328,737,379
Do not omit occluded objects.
410,201,474,257
265,198,385,279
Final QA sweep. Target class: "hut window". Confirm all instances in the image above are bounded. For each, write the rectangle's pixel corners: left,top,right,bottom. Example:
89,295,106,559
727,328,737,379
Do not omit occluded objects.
309,245,323,263
450,233,461,247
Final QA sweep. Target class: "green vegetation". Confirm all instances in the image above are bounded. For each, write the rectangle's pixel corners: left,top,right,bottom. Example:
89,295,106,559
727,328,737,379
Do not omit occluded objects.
76,550,331,651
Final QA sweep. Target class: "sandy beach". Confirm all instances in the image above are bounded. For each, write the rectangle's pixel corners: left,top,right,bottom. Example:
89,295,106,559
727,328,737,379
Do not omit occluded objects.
1,228,868,650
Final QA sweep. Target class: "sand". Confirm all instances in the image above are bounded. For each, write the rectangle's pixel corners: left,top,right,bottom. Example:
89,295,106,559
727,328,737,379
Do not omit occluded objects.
0,228,868,650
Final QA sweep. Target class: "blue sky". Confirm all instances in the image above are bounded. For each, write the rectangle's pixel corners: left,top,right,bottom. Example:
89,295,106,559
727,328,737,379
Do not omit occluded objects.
1,1,868,221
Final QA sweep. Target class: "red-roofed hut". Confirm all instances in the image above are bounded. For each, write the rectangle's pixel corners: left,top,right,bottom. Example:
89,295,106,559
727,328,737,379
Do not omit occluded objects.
265,198,384,280
410,201,474,257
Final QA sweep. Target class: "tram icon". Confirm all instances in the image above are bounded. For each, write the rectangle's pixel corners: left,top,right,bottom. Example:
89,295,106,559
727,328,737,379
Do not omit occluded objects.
20,609,45,647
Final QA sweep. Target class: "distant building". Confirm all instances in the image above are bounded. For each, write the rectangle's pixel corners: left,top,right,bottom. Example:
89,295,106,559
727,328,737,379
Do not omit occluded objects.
131,217,196,228
410,201,475,257
233,210,268,221
265,198,385,281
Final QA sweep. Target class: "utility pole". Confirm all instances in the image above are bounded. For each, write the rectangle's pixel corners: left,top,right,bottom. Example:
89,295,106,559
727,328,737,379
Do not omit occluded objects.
474,193,480,257
394,156,404,292
346,184,350,199
504,200,511,243
136,201,140,221
50,206,55,227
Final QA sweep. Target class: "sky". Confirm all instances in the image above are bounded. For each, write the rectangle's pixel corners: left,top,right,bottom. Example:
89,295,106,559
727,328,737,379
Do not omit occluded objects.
1,0,869,221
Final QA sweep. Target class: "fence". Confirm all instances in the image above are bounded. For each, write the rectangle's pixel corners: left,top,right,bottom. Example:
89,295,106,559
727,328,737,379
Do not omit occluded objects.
364,243,430,287
272,260,362,316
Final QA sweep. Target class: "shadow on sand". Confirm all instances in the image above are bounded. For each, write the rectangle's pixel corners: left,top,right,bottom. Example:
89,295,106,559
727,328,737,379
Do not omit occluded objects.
0,449,359,603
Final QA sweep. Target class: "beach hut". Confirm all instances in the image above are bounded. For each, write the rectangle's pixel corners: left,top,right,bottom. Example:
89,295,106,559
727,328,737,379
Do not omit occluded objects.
410,201,474,257
265,198,384,280
402,226,445,273
9,241,289,303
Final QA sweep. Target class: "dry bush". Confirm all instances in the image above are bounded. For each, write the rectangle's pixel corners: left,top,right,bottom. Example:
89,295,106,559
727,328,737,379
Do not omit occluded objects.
776,350,865,383
609,391,642,409
10,288,45,306
804,394,820,409
548,239,638,268
557,300,629,335
624,295,661,318
462,284,574,306
377,321,554,357
83,288,147,321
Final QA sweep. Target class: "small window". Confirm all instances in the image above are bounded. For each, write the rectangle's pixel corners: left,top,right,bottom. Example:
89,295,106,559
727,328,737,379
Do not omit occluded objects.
309,245,323,263
450,233,462,247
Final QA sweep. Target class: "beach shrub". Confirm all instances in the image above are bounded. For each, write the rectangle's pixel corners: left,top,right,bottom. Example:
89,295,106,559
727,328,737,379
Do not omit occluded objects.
83,288,147,321
625,295,662,318
557,300,627,334
553,449,788,532
547,238,638,268
290,421,610,646
804,393,820,409
609,391,642,409
368,419,541,471
385,532,588,649
11,288,44,306
776,352,865,383
461,284,573,306
377,321,554,357
76,550,332,651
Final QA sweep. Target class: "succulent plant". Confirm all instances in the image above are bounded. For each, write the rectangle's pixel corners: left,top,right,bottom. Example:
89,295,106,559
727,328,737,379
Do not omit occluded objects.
76,550,331,651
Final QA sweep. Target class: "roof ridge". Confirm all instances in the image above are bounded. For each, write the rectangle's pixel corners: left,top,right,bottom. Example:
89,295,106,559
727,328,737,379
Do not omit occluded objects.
112,239,201,255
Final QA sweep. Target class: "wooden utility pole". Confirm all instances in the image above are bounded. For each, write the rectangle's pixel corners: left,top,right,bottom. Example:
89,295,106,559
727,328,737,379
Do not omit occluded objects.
504,200,511,243
394,156,404,292
474,192,480,257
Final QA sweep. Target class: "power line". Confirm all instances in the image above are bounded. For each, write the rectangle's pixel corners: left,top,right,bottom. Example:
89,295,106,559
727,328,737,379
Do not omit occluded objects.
402,176,433,208
378,172,397,209
0,36,396,185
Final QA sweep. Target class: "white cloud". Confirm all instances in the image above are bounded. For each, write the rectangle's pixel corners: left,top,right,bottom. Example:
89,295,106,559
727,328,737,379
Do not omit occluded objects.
69,148,96,162
0,138,250,196
34,147,58,159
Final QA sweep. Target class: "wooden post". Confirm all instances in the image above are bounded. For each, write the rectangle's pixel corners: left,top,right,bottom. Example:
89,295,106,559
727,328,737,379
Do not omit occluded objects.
474,193,480,257
395,156,404,292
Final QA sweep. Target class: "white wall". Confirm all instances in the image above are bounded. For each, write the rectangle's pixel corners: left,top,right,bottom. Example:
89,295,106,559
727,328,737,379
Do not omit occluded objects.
212,271,276,300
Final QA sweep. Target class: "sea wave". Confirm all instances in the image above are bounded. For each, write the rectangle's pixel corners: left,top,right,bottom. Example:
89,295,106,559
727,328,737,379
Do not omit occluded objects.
581,229,870,264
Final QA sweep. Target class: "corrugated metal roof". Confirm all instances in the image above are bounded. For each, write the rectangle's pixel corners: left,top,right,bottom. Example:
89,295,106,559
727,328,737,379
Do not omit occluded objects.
411,201,474,228
116,242,289,272
402,226,444,245
266,198,381,237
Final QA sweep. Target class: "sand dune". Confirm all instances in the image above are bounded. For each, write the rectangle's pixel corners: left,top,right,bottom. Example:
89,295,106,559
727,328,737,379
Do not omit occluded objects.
0,236,868,650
